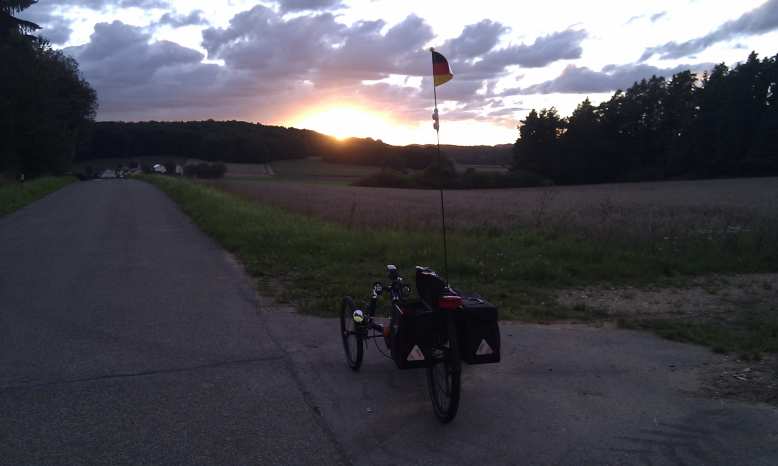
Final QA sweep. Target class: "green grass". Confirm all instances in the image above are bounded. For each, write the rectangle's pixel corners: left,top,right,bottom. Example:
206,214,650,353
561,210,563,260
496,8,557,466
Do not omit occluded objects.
0,176,75,216
620,313,778,358
143,176,776,332
268,157,377,183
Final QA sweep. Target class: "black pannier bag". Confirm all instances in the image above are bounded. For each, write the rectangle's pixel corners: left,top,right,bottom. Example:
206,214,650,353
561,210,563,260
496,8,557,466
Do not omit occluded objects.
456,293,501,365
391,302,446,370
408,266,500,367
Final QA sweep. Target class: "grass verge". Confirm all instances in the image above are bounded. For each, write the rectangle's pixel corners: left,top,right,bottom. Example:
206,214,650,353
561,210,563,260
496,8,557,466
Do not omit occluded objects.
144,175,777,355
0,176,75,217
620,315,778,359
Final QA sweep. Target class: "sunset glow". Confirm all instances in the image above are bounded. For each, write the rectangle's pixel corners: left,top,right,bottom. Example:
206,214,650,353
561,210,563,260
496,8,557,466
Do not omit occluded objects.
292,106,400,141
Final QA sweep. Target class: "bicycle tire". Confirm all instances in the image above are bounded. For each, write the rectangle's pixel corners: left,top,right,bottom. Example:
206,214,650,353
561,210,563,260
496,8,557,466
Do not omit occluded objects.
426,314,461,423
340,296,364,371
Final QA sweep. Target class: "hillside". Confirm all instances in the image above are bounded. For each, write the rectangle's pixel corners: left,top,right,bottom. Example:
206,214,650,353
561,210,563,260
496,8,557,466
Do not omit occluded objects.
77,120,511,169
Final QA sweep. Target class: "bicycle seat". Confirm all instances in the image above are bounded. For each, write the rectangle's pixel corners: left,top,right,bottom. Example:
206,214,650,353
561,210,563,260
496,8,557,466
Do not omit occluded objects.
415,266,452,308
387,264,399,280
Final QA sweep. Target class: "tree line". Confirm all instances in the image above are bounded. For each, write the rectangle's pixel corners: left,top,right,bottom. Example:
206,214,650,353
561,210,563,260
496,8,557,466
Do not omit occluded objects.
80,120,444,171
513,51,778,184
1,0,97,177
79,120,334,164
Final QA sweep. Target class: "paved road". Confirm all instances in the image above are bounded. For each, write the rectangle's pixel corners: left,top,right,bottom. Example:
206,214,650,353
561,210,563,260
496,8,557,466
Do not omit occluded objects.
2,180,777,466
269,311,778,466
0,180,346,465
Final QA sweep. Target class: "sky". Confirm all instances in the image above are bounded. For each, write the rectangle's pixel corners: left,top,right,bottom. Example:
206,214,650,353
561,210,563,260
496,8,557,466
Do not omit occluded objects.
21,0,778,145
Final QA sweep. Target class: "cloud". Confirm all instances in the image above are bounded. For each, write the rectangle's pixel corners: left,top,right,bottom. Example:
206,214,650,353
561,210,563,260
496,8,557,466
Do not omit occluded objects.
627,12,666,24
51,0,169,9
64,21,228,117
277,0,343,12
650,12,667,22
20,7,73,44
424,26,586,106
442,19,508,60
511,62,714,95
476,28,587,71
22,0,172,43
641,0,778,60
203,6,433,82
63,16,429,123
157,10,208,28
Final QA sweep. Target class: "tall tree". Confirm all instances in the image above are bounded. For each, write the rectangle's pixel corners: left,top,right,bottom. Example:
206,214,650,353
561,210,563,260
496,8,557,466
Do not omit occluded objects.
0,0,40,39
513,108,564,179
0,1,97,175
561,98,605,183
662,70,698,176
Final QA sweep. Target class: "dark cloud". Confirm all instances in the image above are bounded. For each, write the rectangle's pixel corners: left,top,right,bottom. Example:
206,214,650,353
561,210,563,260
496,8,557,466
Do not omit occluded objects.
203,6,433,82
442,20,508,60
63,21,228,118
277,0,343,13
158,10,208,28
320,15,434,79
476,28,587,71
512,62,714,95
641,0,778,60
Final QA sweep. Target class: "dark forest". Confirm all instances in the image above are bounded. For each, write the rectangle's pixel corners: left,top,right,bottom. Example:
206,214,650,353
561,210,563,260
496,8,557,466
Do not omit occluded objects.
513,52,778,184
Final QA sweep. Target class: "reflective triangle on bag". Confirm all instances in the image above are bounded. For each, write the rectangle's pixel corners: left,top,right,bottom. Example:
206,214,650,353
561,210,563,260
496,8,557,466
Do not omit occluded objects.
407,345,425,361
476,339,494,356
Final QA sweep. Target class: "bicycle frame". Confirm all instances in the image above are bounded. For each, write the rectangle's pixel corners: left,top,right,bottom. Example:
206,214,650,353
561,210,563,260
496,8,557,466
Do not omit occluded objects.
359,267,408,344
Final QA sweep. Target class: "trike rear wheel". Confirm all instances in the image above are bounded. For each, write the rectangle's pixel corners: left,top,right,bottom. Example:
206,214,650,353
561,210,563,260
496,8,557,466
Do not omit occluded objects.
340,296,364,371
426,315,461,423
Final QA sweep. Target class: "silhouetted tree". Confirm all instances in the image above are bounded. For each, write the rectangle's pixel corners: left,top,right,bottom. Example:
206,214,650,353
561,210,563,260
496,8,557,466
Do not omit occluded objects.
0,0,40,39
0,0,97,175
513,51,778,184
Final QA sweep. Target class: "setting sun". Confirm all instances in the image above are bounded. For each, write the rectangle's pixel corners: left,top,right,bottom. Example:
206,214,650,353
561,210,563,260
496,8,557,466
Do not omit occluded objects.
292,106,398,141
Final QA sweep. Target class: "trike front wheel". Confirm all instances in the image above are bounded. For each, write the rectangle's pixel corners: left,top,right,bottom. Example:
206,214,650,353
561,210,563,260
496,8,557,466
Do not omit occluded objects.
340,296,364,371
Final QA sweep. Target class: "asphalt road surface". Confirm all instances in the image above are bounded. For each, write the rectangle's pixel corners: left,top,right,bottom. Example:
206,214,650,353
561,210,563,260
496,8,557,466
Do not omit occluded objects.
2,179,777,465
0,180,346,465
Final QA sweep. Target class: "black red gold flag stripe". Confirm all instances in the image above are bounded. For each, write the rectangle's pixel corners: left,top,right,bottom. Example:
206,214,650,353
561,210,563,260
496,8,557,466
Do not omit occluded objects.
431,50,453,87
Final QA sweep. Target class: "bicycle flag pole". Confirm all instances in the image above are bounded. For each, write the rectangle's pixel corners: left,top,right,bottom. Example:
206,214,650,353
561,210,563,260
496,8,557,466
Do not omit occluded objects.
430,48,453,282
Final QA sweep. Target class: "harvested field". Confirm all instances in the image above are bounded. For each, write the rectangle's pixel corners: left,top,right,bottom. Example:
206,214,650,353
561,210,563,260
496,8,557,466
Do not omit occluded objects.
225,162,275,177
205,176,778,241
225,157,378,184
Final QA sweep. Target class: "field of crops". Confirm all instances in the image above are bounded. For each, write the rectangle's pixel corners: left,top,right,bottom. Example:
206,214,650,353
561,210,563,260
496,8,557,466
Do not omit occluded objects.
224,157,378,184
206,176,778,243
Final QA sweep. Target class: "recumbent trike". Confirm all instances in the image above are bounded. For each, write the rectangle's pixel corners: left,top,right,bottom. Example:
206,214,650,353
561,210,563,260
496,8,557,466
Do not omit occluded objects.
340,265,500,423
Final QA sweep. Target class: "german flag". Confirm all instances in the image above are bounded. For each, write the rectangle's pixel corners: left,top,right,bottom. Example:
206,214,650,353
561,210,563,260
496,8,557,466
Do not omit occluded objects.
431,49,453,87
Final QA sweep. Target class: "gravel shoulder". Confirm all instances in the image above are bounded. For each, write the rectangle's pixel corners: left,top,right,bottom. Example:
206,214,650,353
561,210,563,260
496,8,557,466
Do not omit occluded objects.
557,274,778,405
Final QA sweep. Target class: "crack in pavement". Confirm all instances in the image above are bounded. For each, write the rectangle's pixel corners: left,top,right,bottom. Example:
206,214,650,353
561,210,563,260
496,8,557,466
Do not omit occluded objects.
0,354,286,392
